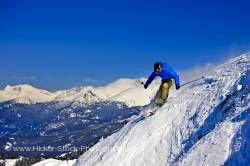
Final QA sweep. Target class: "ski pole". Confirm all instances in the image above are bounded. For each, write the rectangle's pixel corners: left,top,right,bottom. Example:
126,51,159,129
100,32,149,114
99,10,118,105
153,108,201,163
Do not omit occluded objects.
140,76,205,88
180,76,205,87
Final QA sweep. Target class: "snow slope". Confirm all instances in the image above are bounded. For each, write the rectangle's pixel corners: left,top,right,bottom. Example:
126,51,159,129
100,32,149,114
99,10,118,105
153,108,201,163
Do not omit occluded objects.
32,159,76,166
74,53,250,166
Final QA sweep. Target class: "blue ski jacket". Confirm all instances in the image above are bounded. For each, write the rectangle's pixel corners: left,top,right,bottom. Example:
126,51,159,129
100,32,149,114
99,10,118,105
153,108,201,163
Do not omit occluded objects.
145,63,180,87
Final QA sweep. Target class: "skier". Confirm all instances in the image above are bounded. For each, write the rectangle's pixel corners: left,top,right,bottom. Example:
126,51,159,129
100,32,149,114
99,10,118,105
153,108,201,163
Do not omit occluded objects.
144,62,180,106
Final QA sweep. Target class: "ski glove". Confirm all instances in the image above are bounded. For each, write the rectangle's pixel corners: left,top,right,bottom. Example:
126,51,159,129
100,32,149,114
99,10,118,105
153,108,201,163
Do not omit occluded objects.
144,84,148,89
176,84,180,90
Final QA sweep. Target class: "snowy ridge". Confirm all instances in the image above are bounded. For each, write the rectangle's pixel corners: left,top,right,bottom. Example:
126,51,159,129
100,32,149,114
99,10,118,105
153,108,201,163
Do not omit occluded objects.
95,78,159,107
74,53,250,166
0,78,158,107
0,84,56,104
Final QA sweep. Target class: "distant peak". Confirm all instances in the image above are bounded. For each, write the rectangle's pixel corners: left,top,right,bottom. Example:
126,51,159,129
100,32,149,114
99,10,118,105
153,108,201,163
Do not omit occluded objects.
4,85,12,90
4,84,34,91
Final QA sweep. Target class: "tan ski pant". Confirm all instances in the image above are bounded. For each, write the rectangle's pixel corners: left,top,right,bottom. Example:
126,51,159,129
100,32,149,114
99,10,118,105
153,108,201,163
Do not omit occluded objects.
155,79,174,101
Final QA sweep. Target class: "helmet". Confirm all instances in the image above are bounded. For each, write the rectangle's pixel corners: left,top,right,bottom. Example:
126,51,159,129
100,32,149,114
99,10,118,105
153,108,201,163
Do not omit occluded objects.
154,62,162,71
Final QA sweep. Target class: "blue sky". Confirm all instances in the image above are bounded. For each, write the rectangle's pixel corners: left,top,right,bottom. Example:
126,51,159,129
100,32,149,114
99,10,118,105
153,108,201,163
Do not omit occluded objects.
1,0,250,90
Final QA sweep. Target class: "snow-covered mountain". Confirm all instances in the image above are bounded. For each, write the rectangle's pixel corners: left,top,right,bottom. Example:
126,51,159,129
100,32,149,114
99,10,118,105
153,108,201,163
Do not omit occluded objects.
0,78,158,159
0,99,141,158
94,78,159,107
0,84,56,104
0,78,158,107
74,53,250,166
